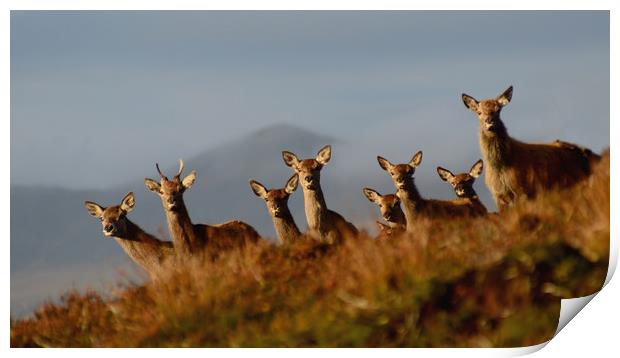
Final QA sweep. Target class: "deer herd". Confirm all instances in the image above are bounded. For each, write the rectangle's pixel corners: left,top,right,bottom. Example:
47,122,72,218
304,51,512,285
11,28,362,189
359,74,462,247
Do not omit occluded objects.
84,86,602,277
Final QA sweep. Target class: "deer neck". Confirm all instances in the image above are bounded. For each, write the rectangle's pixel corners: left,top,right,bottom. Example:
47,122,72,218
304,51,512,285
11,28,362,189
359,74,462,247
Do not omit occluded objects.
387,208,406,228
164,199,199,254
396,178,423,226
480,119,511,168
113,220,163,273
302,185,328,232
271,209,301,243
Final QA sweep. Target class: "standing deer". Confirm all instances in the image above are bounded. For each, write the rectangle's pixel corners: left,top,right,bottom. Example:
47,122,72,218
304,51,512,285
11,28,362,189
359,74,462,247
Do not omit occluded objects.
436,159,487,216
282,145,358,243
144,160,259,256
461,86,600,211
84,192,174,277
378,151,486,232
249,174,301,244
362,187,406,232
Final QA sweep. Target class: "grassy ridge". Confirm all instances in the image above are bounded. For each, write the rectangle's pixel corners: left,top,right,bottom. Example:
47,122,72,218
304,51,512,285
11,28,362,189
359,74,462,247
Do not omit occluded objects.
10,151,609,347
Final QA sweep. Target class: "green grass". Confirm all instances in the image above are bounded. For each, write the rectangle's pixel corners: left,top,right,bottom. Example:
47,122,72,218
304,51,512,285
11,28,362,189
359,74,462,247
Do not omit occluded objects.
10,151,609,347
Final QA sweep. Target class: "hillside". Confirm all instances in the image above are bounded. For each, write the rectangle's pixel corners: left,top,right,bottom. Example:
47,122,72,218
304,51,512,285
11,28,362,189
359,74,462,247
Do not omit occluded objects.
12,123,487,317
10,151,609,347
10,124,334,316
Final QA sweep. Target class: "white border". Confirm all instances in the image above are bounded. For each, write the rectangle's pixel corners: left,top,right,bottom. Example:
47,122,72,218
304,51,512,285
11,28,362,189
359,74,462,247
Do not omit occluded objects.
3,1,616,356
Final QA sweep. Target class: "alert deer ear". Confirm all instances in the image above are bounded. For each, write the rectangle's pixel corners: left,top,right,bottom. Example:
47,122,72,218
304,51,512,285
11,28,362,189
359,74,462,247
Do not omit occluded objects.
316,145,332,165
462,93,479,112
436,167,455,182
377,156,393,171
120,192,135,213
144,178,162,194
84,201,105,218
376,221,391,233
182,170,197,190
284,174,299,194
496,85,513,106
282,151,300,169
362,188,381,203
409,151,423,168
469,159,484,178
249,180,268,199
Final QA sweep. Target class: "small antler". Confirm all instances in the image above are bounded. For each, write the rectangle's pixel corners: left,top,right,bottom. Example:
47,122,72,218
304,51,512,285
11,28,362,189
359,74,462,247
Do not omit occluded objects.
175,159,185,178
155,163,167,180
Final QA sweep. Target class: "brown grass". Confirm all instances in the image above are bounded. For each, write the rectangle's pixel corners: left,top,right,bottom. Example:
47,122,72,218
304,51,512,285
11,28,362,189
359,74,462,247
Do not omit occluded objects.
10,150,609,347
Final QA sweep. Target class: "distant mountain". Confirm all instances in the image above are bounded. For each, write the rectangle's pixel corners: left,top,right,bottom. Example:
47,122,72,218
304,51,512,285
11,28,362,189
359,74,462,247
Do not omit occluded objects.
11,123,495,317
10,124,338,316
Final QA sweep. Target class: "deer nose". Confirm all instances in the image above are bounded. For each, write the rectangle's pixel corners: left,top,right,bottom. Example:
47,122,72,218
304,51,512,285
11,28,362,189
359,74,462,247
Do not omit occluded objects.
305,176,312,182
104,224,113,232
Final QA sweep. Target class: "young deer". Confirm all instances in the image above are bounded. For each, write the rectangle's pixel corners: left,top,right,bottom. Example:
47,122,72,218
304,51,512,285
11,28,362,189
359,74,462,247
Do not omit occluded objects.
436,159,487,216
249,174,301,244
144,160,260,256
378,151,485,232
84,192,174,277
462,86,600,211
282,145,358,243
362,187,406,232
375,221,403,239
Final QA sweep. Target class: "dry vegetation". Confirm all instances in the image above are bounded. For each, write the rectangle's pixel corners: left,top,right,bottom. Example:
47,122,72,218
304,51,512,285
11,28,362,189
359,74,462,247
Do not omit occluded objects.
10,151,609,348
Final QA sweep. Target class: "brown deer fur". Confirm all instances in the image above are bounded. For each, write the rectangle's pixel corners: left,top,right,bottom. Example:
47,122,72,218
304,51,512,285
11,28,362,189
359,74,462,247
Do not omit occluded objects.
462,86,600,211
249,174,301,244
436,159,487,216
145,160,259,256
282,145,358,244
378,151,485,232
362,187,406,230
84,192,174,278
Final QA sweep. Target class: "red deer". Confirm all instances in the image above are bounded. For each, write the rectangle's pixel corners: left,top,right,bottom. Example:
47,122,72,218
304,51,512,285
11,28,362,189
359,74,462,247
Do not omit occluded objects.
84,192,174,277
144,160,259,256
249,174,301,244
378,151,487,232
282,145,358,243
436,159,487,216
462,86,600,211
362,187,406,234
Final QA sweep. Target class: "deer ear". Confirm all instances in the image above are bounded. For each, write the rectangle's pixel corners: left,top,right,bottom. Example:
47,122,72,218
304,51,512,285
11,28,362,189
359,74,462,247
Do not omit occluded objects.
120,192,135,213
469,159,484,178
84,201,104,218
316,145,332,165
144,178,162,194
377,156,393,171
362,188,381,203
462,93,479,112
182,170,197,189
249,180,268,199
376,221,391,233
284,174,299,194
496,85,513,106
436,167,454,182
409,151,423,168
282,151,300,168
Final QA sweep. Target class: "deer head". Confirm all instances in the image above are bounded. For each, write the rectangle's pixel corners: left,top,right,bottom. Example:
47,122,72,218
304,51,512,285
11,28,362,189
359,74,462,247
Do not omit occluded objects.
362,187,403,224
436,159,483,199
282,145,331,191
462,86,513,133
84,192,135,237
144,159,196,211
249,174,299,218
377,151,423,190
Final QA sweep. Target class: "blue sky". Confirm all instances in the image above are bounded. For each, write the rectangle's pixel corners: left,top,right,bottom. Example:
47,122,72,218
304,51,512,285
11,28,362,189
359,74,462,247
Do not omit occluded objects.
11,11,609,189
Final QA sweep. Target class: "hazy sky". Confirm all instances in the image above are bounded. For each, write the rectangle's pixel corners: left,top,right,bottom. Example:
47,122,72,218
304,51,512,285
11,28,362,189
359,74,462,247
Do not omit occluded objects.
11,11,609,189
